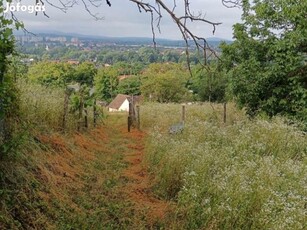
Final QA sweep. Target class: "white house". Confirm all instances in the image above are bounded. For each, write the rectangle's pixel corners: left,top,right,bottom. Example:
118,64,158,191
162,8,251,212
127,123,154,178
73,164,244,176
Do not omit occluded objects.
108,94,142,112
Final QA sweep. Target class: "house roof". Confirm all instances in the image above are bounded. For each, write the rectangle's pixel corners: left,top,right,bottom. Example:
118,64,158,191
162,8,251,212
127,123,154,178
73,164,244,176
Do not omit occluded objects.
108,94,142,109
108,94,130,109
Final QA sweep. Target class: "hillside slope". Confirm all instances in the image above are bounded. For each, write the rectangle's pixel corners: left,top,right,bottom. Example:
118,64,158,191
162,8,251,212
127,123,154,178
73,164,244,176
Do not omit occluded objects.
0,114,172,229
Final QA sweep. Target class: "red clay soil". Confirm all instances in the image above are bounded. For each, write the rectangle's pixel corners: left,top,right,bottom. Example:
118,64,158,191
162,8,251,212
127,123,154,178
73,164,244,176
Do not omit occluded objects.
37,117,172,226
120,127,171,224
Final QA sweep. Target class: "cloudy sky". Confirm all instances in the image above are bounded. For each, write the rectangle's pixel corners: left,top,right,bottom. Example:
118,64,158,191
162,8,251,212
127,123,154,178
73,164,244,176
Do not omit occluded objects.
9,0,242,40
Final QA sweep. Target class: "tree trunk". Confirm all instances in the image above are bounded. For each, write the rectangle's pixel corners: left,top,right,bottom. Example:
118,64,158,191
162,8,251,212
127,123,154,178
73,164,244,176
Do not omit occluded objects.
84,106,88,129
0,66,5,141
93,99,97,127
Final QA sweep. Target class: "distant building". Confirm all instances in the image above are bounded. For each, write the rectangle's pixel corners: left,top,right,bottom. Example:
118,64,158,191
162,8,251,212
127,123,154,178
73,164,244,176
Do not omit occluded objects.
45,36,67,42
108,94,142,112
71,37,79,43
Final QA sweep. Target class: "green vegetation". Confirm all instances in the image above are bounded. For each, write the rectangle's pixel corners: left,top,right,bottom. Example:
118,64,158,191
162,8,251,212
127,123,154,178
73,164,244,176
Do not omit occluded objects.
117,75,141,96
0,4,24,157
19,82,77,132
95,66,119,102
141,63,192,102
221,0,307,126
141,103,307,229
1,0,306,229
191,64,228,102
27,61,75,87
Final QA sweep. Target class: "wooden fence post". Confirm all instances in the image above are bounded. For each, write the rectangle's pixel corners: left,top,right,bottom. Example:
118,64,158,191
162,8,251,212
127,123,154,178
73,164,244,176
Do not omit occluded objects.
128,116,132,132
128,102,133,132
93,99,97,127
182,105,186,124
223,102,227,124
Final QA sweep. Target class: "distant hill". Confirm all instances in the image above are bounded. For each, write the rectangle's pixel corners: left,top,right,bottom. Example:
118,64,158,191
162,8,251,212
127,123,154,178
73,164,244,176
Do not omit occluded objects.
206,37,232,42
14,30,232,47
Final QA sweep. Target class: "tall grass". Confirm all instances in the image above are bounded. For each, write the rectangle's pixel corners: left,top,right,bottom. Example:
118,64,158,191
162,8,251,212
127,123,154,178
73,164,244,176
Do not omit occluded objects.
141,103,307,229
18,81,99,133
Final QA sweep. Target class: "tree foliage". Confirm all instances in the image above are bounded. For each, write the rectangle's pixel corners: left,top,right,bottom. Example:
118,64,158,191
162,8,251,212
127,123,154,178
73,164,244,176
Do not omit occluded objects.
95,66,119,102
74,61,97,86
141,63,191,102
117,75,141,96
221,0,307,125
27,61,75,87
0,3,24,155
191,63,228,103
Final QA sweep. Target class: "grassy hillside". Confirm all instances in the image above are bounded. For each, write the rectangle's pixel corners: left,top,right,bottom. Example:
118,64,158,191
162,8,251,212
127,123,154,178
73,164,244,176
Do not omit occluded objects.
1,83,171,229
1,84,306,229
141,103,307,229
0,113,173,229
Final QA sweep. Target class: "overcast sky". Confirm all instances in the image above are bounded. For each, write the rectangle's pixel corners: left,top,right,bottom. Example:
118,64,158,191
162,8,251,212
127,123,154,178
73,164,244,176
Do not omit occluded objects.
9,0,242,40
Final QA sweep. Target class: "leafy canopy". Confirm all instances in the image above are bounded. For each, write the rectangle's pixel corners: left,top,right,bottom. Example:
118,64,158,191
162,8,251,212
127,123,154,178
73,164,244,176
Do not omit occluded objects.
191,63,228,103
27,61,75,87
141,63,191,103
117,75,141,96
221,0,307,125
95,66,119,102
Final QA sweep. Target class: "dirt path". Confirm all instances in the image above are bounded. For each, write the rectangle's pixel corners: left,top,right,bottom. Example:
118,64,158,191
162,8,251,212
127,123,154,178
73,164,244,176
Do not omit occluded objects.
29,114,173,229
119,125,171,225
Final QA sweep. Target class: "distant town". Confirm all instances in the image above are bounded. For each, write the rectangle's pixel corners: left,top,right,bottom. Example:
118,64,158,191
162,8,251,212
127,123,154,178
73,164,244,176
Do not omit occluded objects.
15,32,229,50
14,32,230,65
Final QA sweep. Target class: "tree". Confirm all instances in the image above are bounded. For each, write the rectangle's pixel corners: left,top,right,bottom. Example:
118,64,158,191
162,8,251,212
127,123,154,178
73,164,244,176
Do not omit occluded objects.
7,55,28,82
27,61,75,87
95,66,119,102
0,3,24,155
117,75,141,96
221,0,307,126
74,61,97,86
141,63,191,102
113,62,144,75
191,63,228,103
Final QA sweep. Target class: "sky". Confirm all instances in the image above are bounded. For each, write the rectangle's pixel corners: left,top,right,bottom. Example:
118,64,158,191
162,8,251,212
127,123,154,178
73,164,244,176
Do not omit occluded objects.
8,0,242,40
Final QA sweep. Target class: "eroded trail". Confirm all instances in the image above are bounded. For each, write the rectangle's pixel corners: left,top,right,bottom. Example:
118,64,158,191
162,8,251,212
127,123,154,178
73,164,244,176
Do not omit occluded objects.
31,114,174,229
93,114,172,227
119,127,171,224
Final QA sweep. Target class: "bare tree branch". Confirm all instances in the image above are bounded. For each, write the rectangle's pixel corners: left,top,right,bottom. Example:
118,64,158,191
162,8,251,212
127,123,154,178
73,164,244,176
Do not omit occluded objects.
126,0,224,71
222,0,242,8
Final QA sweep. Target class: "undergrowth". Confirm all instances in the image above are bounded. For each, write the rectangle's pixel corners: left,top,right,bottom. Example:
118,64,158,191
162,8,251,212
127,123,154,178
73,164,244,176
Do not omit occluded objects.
141,103,307,229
